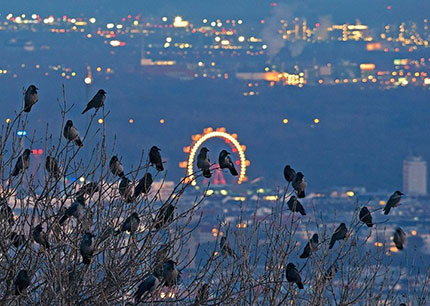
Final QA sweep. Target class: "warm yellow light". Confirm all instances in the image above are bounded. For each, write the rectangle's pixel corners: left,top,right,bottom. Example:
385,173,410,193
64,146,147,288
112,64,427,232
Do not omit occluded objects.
129,119,134,124
346,191,354,197
160,119,165,124
282,118,289,124
206,189,214,196
98,118,104,124
96,67,102,72
186,129,247,185
238,36,245,42
379,200,386,205
5,118,11,124
411,230,417,236
374,242,383,247
314,118,320,124
84,77,92,84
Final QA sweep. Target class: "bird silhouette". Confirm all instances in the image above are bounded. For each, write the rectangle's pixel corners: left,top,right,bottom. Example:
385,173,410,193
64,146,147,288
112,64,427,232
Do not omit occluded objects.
14,270,30,295
134,173,153,198
33,224,50,249
12,149,31,177
109,155,125,178
393,227,406,250
59,196,85,225
329,223,347,249
80,232,95,264
218,150,238,176
45,156,61,180
82,89,106,114
162,259,179,287
283,165,296,183
197,147,211,178
359,207,373,227
300,233,318,258
154,204,175,230
149,146,164,171
24,85,38,112
134,273,160,303
63,120,83,147
287,196,306,215
292,172,307,198
383,191,403,215
115,212,140,235
286,263,304,289
220,236,237,259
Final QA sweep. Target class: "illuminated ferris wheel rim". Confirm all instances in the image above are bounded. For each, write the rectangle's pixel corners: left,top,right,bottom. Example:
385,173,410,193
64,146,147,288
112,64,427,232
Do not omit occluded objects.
187,130,247,185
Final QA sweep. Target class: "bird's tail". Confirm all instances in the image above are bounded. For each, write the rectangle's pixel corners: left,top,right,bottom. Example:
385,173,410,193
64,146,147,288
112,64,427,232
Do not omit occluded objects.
59,215,69,225
12,167,20,177
366,222,373,228
297,191,305,198
229,166,238,176
24,105,32,113
203,169,211,178
156,163,164,172
329,238,335,249
297,282,304,289
383,206,390,215
82,106,90,114
118,171,125,178
299,251,308,259
82,256,91,264
300,208,306,216
75,138,83,147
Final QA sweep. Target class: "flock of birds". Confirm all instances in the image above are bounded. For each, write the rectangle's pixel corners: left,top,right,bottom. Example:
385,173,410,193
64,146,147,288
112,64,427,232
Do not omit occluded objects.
1,85,245,303
279,165,406,290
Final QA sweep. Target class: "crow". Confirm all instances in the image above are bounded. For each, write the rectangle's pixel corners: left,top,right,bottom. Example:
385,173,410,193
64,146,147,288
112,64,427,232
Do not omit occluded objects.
287,196,306,215
283,165,296,183
359,206,373,227
14,270,30,295
162,259,179,287
82,89,106,114
45,156,61,180
393,227,406,250
12,149,31,177
149,146,164,171
154,204,175,230
197,147,211,178
300,233,318,258
329,223,347,249
219,150,238,176
63,120,83,147
220,236,237,259
24,85,38,112
109,155,124,178
59,196,85,225
33,224,50,249
134,273,159,303
134,173,153,198
115,212,140,235
286,263,304,289
383,191,403,215
80,232,95,264
292,172,306,198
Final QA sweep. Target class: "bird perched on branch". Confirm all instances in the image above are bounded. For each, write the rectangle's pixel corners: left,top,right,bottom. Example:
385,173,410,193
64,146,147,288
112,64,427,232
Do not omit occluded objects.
197,147,211,178
14,270,30,295
12,149,31,177
218,150,238,176
323,263,338,281
300,233,318,258
59,196,85,225
292,172,306,198
76,182,100,198
33,224,50,250
134,173,153,198
329,223,347,249
115,212,140,235
194,283,210,306
118,176,134,203
134,273,160,303
63,120,83,147
149,146,164,171
0,197,15,226
82,89,106,114
162,259,179,287
393,227,406,250
283,165,296,183
80,232,95,264
359,207,373,227
287,196,306,215
154,204,175,230
24,85,38,112
286,263,304,289
383,191,403,215
45,156,61,180
10,232,25,248
109,155,124,178
220,236,237,259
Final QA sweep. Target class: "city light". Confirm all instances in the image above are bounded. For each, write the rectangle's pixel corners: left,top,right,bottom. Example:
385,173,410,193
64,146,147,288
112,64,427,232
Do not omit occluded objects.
282,118,289,124
160,119,165,124
314,118,320,124
17,131,27,136
5,118,11,124
98,118,104,124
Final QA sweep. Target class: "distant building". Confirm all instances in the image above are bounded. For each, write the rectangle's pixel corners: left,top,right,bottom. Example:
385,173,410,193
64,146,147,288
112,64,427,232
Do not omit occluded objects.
403,156,428,196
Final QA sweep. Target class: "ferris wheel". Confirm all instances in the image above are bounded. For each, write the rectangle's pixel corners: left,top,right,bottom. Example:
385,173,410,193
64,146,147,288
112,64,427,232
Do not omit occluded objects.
180,127,250,185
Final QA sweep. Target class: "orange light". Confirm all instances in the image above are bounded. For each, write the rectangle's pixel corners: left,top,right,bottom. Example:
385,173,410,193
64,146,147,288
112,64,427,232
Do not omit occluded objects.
160,119,165,124
129,118,134,124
